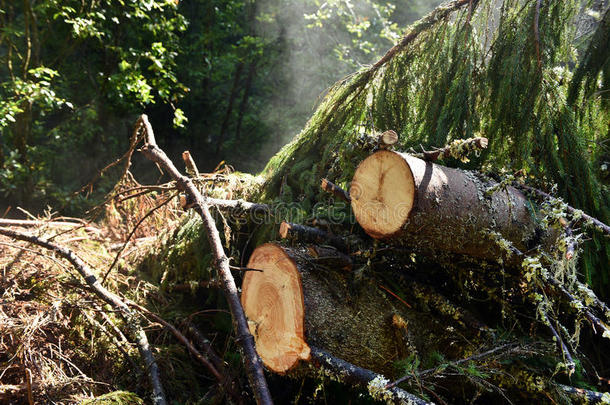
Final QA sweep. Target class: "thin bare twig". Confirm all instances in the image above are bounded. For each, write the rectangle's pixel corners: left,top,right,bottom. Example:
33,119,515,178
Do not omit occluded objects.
229,265,263,272
74,118,144,197
101,192,177,285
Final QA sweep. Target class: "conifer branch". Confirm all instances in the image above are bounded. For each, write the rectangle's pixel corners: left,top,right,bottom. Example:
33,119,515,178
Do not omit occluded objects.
516,184,610,236
534,0,542,71
371,0,477,73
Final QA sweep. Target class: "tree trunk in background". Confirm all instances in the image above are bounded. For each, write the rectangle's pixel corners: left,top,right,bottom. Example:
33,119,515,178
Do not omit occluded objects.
235,61,256,141
215,63,244,156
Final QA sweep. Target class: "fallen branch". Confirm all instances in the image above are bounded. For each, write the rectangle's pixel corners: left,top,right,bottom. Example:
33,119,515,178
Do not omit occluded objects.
0,227,167,405
309,346,431,405
516,184,610,236
183,322,246,405
545,276,610,338
80,309,137,370
136,114,273,405
415,137,488,162
0,218,100,234
558,384,610,404
279,221,348,252
543,315,575,375
492,235,610,338
184,322,228,375
127,301,222,381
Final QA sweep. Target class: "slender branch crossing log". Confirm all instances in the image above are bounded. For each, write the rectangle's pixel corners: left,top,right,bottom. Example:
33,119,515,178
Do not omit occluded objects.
136,115,273,405
207,197,270,215
558,384,610,404
350,151,542,261
306,245,352,271
127,301,223,382
242,243,445,378
516,183,610,236
279,221,348,252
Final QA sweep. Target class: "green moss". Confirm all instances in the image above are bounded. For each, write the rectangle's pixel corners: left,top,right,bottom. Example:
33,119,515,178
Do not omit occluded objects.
79,391,143,405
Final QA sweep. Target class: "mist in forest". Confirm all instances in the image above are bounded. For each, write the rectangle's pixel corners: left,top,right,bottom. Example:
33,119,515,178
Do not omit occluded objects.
252,0,445,166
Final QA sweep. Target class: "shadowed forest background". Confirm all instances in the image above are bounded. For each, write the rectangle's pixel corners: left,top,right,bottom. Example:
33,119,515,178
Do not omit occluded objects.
0,0,444,212
1,0,610,404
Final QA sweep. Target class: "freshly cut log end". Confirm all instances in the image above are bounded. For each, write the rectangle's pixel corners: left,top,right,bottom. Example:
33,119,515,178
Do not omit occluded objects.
350,150,415,238
242,243,311,373
378,130,399,148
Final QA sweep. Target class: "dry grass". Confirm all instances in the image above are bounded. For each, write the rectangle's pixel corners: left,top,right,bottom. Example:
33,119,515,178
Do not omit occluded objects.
0,182,188,403
0,162,263,404
0,235,110,404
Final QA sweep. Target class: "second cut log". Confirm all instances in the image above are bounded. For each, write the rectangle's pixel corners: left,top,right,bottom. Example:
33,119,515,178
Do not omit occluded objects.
241,243,446,376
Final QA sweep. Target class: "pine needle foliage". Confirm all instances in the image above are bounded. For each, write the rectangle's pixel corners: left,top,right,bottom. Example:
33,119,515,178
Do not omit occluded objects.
262,0,610,294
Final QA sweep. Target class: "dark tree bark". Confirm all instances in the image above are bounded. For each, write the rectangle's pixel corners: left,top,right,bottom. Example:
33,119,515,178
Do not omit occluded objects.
216,62,244,156
235,61,256,141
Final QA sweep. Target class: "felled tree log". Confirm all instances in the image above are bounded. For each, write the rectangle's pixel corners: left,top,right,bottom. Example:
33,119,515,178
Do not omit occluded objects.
350,150,542,261
241,243,446,378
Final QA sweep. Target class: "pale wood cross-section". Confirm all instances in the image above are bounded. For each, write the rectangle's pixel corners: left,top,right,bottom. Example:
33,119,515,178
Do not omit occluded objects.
350,150,416,239
241,243,311,373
